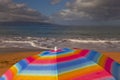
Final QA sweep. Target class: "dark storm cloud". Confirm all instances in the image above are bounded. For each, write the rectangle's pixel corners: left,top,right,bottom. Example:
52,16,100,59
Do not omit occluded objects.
52,0,120,21
0,0,48,22
82,0,120,20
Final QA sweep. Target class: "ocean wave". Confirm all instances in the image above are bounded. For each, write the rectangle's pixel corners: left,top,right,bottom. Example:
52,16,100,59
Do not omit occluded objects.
0,37,120,51
2,41,51,49
68,39,120,43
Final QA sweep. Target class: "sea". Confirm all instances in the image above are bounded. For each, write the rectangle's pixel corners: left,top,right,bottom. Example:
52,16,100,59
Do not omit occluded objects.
0,23,120,51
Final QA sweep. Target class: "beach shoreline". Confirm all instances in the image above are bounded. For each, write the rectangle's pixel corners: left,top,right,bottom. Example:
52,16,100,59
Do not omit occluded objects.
0,37,120,52
0,48,46,53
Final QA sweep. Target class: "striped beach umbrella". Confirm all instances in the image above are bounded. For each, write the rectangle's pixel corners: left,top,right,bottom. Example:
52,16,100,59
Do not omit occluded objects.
0,48,120,80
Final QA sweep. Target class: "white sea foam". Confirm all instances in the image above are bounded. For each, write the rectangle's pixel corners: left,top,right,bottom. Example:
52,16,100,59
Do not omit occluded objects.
68,39,120,43
0,37,120,51
2,40,51,49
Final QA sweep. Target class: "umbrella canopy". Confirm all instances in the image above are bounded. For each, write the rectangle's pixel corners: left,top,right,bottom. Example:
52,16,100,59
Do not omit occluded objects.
0,48,120,80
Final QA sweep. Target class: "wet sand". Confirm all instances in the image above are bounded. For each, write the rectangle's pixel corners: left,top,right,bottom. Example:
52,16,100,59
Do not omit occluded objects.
0,48,120,76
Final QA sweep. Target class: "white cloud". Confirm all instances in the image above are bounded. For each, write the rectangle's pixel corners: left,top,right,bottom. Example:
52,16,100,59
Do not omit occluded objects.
57,9,92,21
70,0,99,8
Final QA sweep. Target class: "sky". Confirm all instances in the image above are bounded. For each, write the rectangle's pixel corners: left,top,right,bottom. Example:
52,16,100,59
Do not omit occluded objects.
0,0,120,25
13,0,68,16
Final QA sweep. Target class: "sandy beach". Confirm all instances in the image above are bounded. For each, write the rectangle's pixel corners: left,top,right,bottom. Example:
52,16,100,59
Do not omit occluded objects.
0,48,45,76
0,48,120,76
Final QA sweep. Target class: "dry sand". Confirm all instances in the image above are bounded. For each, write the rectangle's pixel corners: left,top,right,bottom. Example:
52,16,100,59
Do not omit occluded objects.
0,51,41,76
102,52,120,63
0,49,120,76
